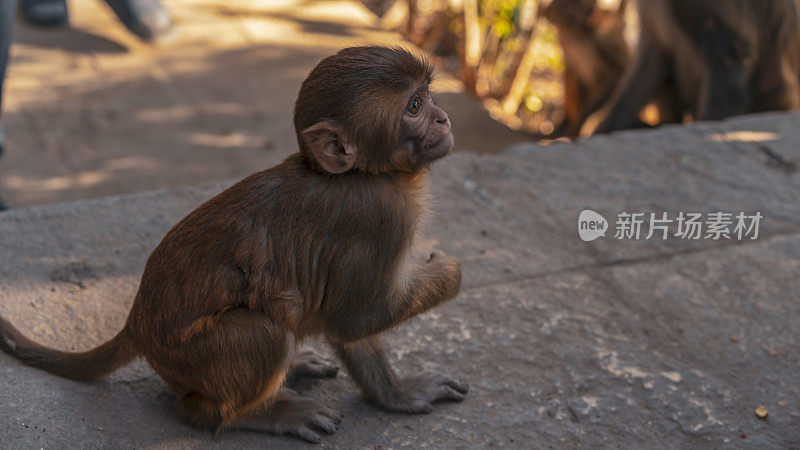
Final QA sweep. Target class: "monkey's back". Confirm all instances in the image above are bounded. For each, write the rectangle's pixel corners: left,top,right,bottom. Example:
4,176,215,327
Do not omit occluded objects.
125,153,427,353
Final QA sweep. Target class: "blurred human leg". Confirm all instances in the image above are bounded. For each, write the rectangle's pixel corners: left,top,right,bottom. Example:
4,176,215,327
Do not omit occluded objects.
103,0,173,42
19,0,172,42
0,0,13,210
0,0,15,156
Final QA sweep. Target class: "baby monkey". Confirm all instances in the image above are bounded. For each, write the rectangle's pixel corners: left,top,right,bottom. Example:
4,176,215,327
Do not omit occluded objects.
0,46,466,443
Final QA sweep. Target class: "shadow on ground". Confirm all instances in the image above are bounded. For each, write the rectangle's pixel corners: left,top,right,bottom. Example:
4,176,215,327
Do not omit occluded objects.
14,24,128,54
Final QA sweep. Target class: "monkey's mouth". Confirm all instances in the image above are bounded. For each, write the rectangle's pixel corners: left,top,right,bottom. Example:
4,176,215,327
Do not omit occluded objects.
424,133,454,159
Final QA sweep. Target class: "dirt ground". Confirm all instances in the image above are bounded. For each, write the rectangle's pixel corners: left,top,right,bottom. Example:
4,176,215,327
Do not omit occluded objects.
0,0,531,207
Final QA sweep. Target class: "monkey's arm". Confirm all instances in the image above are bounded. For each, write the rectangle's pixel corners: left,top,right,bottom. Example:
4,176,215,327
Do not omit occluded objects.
324,251,461,343
330,335,467,413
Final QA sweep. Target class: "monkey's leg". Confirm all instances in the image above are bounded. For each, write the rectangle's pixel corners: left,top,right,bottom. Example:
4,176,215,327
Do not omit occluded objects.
287,348,340,381
570,80,616,136
167,309,291,430
331,335,467,414
752,54,800,113
233,387,342,443
593,34,670,133
166,310,341,442
696,26,749,121
557,66,584,136
699,66,748,121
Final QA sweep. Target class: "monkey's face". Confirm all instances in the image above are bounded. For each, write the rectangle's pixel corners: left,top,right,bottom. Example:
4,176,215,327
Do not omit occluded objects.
399,85,454,171
296,46,453,175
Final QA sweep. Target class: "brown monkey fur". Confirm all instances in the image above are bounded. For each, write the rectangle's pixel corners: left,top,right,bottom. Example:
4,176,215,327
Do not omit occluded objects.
587,0,800,134
0,46,466,443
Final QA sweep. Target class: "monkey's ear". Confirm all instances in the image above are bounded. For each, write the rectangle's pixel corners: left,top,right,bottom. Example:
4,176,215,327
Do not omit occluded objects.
301,121,358,174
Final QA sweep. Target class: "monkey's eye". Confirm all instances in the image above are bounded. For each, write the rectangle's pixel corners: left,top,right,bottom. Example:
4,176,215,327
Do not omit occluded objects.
407,96,421,115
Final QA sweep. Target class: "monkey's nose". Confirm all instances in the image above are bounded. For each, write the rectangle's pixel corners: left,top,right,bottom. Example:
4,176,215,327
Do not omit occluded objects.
435,113,449,125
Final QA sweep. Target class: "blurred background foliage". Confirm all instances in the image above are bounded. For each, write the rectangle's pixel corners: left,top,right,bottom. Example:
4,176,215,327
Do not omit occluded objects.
363,0,569,136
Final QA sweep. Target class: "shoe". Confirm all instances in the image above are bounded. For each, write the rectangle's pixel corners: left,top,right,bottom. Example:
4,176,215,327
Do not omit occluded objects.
104,0,173,42
19,0,69,27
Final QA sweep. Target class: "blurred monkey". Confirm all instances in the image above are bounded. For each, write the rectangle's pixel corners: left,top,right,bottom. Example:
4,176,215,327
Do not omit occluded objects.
545,0,631,136
587,0,800,134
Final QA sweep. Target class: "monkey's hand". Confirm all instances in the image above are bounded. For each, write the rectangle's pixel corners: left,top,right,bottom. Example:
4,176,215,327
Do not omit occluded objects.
379,373,468,414
425,250,462,300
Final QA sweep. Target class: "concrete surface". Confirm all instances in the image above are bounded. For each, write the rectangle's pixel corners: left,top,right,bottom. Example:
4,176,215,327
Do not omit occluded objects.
0,0,529,207
1,112,800,448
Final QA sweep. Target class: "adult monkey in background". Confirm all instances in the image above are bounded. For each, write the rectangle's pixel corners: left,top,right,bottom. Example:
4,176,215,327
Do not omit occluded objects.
544,0,630,136
586,0,800,134
0,46,467,443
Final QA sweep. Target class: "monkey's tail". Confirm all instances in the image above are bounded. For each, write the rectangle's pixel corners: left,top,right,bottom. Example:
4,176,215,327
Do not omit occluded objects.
0,315,138,381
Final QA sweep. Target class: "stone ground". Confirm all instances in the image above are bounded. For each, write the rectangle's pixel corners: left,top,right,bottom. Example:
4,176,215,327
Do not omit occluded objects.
1,0,800,448
1,112,799,448
0,0,530,207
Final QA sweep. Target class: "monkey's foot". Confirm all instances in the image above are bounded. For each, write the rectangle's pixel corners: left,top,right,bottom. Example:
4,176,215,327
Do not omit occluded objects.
289,349,340,379
239,389,342,443
380,373,468,414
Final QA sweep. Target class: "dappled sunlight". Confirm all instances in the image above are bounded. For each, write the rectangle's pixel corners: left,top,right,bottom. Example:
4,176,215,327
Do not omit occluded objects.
5,172,111,192
186,132,268,148
2,156,162,193
133,103,252,122
707,131,782,143
3,0,398,114
0,0,403,207
191,0,389,49
0,0,529,207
